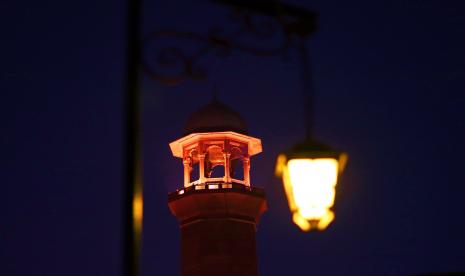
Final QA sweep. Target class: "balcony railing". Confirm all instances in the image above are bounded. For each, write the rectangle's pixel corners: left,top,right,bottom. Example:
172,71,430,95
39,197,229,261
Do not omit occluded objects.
187,177,246,187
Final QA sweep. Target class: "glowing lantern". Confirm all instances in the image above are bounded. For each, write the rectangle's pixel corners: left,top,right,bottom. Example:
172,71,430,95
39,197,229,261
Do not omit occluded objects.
275,140,347,231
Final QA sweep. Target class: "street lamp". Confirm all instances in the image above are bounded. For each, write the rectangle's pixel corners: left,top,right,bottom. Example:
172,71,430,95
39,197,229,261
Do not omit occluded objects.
275,141,347,231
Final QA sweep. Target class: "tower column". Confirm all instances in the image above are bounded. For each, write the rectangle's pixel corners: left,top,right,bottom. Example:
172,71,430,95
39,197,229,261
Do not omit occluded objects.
223,152,231,183
243,156,250,186
198,154,206,183
183,158,190,187
168,100,266,276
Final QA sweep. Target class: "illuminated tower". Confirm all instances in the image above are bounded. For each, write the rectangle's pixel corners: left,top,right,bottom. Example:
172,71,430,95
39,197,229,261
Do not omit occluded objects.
168,100,267,276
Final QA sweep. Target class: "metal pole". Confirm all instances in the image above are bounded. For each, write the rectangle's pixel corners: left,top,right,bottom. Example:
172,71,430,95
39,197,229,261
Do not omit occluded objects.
123,0,143,275
298,38,314,140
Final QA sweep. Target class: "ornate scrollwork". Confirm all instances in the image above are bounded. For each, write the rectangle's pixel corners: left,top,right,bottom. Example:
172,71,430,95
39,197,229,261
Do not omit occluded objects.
143,1,316,85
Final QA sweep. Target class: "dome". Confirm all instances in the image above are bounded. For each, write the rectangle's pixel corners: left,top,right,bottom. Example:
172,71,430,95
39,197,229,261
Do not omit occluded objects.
184,100,248,135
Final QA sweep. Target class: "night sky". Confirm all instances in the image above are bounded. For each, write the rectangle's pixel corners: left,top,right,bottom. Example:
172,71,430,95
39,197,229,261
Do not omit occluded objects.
3,0,465,275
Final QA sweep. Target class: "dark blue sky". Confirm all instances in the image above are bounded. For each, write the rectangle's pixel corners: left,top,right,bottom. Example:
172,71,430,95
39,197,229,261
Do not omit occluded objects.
2,0,465,275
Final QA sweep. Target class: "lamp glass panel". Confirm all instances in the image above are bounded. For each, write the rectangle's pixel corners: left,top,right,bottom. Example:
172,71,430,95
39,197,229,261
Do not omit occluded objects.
287,158,339,220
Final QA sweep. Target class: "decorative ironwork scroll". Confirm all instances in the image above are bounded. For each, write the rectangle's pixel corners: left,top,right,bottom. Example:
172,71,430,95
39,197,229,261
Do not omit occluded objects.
143,0,317,85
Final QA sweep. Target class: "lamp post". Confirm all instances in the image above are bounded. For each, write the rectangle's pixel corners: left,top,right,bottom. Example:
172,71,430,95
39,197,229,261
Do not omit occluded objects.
123,0,143,275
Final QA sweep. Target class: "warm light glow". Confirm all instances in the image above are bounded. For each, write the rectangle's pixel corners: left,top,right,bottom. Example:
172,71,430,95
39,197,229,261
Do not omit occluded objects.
279,157,340,231
133,194,143,233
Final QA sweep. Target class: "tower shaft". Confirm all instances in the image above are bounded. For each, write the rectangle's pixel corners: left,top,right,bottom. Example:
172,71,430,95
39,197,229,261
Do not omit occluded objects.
168,185,267,276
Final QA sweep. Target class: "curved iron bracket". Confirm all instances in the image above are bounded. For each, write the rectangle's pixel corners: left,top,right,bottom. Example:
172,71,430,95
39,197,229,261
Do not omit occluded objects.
143,1,317,85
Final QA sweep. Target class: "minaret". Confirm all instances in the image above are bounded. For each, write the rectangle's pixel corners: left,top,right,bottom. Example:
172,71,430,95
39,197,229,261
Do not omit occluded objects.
168,100,267,276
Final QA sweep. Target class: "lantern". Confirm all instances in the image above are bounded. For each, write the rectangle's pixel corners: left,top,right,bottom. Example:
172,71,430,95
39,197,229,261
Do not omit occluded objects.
275,140,347,231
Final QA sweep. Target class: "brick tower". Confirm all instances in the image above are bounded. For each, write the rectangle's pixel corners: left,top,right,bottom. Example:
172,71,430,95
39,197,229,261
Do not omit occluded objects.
168,100,267,276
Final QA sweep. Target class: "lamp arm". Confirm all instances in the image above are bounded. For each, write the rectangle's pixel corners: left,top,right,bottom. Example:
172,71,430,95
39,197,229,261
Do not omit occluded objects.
143,3,317,86
298,38,314,140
